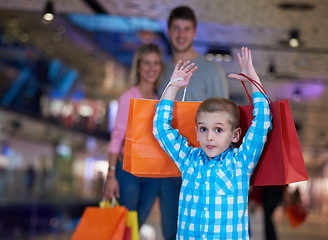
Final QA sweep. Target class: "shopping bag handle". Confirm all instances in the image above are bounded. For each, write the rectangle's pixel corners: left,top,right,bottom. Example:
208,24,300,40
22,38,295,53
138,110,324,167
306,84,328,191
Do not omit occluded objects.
99,197,119,208
238,73,272,105
161,77,187,101
162,74,271,105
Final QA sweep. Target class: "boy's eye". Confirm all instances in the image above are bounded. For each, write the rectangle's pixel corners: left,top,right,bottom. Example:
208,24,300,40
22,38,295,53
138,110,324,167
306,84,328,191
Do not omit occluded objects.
200,127,207,132
215,128,223,133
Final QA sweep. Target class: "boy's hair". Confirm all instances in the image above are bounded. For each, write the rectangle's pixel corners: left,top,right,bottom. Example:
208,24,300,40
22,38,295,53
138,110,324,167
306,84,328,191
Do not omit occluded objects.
128,43,163,87
168,6,197,28
196,97,240,130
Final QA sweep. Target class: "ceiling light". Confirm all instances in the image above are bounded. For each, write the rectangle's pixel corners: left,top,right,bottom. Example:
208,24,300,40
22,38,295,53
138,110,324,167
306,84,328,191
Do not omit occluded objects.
20,33,30,42
215,54,223,62
6,16,19,27
43,1,55,22
223,54,232,62
278,2,315,11
52,32,62,41
207,47,232,62
267,62,276,79
292,87,302,102
206,53,214,61
289,29,300,48
78,104,94,117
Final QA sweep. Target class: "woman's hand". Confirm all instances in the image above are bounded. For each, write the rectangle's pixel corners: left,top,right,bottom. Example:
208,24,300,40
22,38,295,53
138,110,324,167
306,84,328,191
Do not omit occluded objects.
103,177,120,199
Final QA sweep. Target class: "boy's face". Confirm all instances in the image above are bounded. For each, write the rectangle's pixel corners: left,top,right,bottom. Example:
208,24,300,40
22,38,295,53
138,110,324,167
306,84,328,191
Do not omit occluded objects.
196,111,240,159
168,19,196,53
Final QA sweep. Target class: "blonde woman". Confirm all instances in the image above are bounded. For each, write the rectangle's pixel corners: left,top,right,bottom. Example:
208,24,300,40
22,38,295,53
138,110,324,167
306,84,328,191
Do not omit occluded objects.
103,44,162,227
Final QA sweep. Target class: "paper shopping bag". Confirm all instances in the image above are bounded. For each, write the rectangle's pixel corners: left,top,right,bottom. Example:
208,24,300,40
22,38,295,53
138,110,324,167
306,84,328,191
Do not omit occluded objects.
98,199,139,240
123,99,200,177
237,74,307,186
239,99,308,185
123,74,308,185
285,203,307,227
123,98,308,185
71,206,128,240
123,226,131,240
126,211,139,240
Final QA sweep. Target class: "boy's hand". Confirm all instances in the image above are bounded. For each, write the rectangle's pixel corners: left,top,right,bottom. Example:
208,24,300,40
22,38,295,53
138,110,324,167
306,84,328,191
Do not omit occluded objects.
169,60,198,88
161,60,198,100
228,47,262,92
228,47,260,83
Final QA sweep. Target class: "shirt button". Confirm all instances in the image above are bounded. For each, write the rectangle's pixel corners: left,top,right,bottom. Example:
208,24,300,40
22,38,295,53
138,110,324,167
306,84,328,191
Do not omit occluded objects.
204,207,208,210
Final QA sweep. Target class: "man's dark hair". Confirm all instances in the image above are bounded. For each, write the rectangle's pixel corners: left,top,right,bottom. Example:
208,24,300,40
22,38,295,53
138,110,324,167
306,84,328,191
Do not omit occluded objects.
168,6,197,28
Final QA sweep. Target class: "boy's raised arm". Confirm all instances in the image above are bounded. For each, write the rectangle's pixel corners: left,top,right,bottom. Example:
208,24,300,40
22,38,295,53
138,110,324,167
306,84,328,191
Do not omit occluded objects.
228,47,261,93
161,60,198,101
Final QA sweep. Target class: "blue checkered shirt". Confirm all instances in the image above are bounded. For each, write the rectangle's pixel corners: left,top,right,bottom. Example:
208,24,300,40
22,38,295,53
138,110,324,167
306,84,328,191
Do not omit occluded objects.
153,92,272,240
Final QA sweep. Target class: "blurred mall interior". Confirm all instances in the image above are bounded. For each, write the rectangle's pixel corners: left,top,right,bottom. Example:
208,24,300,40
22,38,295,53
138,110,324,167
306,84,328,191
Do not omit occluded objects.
0,0,327,239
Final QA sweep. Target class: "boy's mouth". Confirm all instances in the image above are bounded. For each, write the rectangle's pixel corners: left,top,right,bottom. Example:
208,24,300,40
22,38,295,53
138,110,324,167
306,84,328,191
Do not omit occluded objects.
206,145,215,149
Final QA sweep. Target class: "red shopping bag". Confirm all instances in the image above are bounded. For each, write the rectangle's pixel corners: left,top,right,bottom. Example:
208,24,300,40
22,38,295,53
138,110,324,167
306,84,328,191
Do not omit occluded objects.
238,74,308,185
285,203,307,227
123,226,131,240
239,99,308,185
71,206,128,240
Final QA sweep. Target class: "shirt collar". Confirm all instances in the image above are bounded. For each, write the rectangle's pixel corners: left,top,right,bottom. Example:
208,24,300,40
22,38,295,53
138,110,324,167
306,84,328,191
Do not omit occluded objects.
201,146,232,163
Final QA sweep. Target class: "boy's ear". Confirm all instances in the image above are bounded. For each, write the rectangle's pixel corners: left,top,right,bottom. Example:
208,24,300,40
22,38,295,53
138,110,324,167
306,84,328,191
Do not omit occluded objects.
232,127,241,143
195,126,199,141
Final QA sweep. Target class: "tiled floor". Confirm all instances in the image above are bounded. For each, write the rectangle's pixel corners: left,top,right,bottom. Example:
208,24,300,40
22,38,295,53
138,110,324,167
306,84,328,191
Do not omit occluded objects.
142,200,328,240
15,198,328,240
250,207,328,240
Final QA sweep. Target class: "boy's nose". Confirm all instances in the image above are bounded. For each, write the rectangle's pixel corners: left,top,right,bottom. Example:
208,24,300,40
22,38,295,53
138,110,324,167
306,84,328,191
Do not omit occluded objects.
207,132,213,141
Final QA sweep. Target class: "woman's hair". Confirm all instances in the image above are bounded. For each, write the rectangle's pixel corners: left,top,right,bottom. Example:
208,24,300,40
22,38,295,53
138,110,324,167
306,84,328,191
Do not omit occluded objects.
128,43,163,87
196,97,240,130
168,6,197,28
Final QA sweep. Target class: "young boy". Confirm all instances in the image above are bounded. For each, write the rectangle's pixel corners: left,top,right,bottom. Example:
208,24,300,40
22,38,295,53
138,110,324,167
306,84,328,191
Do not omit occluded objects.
153,47,272,239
